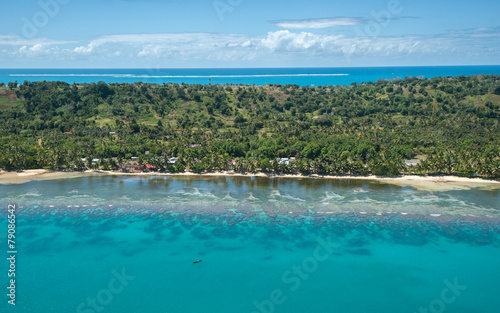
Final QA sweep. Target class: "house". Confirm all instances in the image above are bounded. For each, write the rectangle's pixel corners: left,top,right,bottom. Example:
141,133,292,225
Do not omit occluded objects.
278,158,293,165
405,159,420,167
131,157,138,161
109,132,116,135
278,158,289,165
145,164,157,171
167,157,178,164
64,132,73,135
122,162,143,173
188,144,202,148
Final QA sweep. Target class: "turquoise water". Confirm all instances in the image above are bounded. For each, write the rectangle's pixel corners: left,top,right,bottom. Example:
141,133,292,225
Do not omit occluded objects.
1,176,500,313
2,66,500,86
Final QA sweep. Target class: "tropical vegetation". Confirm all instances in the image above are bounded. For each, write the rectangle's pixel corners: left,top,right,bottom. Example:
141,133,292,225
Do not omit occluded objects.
0,74,499,178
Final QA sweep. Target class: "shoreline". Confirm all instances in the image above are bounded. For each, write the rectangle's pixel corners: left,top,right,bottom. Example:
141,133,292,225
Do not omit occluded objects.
1,169,500,191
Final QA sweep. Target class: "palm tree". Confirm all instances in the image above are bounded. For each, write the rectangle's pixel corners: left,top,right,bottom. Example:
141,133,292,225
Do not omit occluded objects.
270,159,279,173
247,159,257,173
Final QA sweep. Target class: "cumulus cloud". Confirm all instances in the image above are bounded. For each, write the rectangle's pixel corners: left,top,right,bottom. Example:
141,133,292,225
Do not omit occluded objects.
0,27,498,66
16,43,62,57
74,30,447,59
73,41,102,54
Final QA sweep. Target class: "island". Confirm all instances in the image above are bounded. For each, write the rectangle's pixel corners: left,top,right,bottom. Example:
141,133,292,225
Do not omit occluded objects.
1,75,499,180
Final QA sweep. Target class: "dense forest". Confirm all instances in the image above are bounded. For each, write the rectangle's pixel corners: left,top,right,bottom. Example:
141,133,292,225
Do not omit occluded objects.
0,75,499,178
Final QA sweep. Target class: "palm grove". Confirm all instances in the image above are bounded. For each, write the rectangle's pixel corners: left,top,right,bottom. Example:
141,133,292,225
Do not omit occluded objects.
0,74,499,177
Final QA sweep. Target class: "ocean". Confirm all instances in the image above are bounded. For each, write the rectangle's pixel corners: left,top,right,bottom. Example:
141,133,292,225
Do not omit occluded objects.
1,175,499,313
1,65,500,86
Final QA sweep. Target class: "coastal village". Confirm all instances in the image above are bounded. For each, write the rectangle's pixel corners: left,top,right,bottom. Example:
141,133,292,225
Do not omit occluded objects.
77,146,422,176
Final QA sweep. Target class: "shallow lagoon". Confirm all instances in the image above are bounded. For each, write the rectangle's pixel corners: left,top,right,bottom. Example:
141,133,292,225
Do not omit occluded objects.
1,176,499,313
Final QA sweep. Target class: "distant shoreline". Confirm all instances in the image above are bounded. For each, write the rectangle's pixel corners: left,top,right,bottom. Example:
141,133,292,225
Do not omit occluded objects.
1,169,499,191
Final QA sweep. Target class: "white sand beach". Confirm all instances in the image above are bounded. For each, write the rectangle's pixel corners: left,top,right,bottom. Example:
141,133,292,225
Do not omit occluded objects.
1,169,499,191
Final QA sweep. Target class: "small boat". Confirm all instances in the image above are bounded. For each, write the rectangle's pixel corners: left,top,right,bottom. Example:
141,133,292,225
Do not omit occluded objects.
193,260,202,264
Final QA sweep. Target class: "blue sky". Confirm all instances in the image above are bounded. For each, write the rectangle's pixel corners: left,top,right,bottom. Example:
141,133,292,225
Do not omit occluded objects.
0,0,499,68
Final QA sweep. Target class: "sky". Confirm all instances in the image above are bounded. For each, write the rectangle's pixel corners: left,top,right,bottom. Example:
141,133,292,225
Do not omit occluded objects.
0,0,499,68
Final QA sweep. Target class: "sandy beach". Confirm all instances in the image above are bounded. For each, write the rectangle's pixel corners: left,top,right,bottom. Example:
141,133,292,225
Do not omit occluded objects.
1,169,499,191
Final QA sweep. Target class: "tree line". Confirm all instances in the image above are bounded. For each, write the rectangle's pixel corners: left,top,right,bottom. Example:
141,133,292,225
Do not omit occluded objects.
0,74,499,178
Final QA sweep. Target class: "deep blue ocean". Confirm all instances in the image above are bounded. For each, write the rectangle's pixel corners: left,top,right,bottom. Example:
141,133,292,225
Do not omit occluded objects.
1,65,500,86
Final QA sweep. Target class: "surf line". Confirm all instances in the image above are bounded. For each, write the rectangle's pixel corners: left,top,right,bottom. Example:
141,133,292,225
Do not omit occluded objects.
9,74,350,78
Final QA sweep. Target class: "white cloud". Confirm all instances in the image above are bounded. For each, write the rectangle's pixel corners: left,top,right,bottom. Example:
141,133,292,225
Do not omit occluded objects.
89,33,250,47
0,35,75,46
0,27,498,66
271,17,367,29
70,30,477,60
16,43,61,57
73,41,101,54
260,30,344,52
0,35,75,58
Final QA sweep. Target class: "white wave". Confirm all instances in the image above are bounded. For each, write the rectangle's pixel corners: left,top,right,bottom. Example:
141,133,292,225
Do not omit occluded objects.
401,195,471,207
22,190,41,197
283,194,305,202
174,188,217,199
270,190,281,197
349,197,378,204
269,190,305,202
247,193,260,201
223,193,238,201
321,192,345,202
